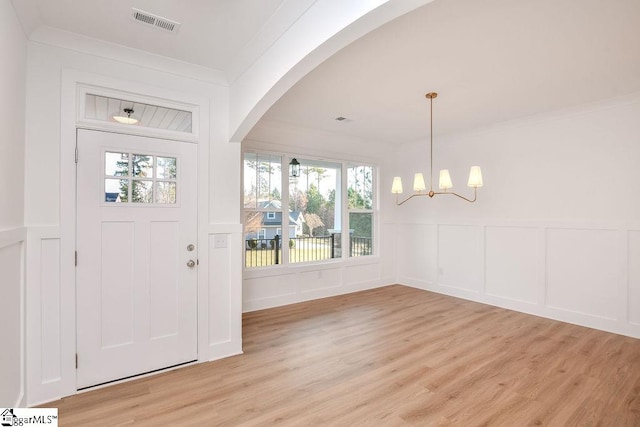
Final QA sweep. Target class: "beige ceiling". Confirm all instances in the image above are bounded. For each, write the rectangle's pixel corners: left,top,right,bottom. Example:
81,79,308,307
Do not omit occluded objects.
251,0,640,146
11,0,314,82
11,0,640,148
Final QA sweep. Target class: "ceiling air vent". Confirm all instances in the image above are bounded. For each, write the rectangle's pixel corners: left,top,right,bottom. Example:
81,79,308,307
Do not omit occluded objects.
131,8,181,33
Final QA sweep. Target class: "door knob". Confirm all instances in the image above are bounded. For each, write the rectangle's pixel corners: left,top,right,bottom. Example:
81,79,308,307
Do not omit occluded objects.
186,259,196,268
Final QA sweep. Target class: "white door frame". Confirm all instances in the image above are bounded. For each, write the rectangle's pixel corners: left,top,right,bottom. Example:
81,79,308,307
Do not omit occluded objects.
60,70,210,397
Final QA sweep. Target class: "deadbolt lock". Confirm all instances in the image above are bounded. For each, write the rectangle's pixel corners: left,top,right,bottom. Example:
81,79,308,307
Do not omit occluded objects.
187,244,195,251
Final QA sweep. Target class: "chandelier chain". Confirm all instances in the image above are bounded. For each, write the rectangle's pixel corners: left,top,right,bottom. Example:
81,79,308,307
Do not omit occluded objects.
430,94,433,193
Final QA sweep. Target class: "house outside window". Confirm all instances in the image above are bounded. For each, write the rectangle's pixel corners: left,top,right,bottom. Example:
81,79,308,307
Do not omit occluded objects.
243,153,284,266
243,152,376,268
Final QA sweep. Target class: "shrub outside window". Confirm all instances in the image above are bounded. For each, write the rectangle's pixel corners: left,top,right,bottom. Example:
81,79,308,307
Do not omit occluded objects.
243,152,376,268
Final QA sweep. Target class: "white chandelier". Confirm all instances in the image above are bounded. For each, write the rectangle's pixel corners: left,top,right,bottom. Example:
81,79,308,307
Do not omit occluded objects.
392,92,483,205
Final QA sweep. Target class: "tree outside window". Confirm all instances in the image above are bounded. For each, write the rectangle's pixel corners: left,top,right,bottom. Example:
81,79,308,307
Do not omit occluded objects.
243,153,284,267
348,165,374,257
289,159,340,264
243,152,376,268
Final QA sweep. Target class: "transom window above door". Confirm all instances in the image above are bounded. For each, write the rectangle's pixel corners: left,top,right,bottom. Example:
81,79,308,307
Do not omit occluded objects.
104,151,177,204
85,94,192,133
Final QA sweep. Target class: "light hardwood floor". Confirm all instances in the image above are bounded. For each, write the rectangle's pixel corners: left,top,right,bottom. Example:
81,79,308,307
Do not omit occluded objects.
45,285,640,426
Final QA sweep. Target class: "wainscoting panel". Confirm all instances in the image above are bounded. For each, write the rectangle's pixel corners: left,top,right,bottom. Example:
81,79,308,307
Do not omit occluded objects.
546,228,619,320
243,256,387,312
345,262,380,286
299,267,342,294
628,230,640,326
0,242,22,404
26,227,61,405
40,238,61,383
380,222,396,279
208,234,231,345
485,226,538,304
0,227,26,407
396,223,436,284
205,230,243,361
395,220,639,339
437,225,483,292
244,273,297,303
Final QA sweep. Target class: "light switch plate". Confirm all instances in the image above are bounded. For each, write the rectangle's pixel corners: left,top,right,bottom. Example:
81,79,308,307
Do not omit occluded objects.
214,235,227,248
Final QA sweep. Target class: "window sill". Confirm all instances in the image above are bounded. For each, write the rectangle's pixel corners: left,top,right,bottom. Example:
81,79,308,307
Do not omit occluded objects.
243,255,381,278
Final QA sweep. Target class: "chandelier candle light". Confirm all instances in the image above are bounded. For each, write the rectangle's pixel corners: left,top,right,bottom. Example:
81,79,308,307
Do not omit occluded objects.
391,92,483,205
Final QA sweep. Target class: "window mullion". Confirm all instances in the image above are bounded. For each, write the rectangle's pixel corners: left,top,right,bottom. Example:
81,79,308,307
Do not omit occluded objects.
341,162,349,260
281,156,291,265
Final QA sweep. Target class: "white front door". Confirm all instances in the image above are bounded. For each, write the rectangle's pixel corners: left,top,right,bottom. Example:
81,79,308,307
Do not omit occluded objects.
76,129,198,389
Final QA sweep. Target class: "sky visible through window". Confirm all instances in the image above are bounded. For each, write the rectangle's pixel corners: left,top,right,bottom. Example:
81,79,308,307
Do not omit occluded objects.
243,153,375,267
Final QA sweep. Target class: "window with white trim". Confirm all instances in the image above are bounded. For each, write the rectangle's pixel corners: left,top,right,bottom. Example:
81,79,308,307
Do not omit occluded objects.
243,151,377,268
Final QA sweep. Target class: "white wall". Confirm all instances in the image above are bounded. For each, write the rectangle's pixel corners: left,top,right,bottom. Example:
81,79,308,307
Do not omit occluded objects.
0,0,27,408
0,0,26,229
385,94,640,338
24,38,242,405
